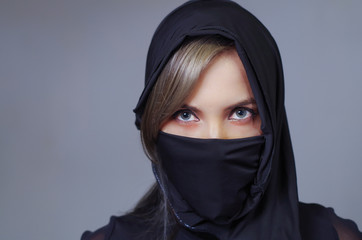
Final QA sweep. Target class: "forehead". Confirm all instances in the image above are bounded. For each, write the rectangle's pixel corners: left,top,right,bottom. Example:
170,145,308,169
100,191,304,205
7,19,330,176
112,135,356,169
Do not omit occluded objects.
185,49,255,107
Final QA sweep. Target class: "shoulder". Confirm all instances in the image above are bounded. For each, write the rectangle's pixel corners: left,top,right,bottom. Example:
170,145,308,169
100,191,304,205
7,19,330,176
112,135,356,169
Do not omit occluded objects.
81,214,153,240
299,202,362,240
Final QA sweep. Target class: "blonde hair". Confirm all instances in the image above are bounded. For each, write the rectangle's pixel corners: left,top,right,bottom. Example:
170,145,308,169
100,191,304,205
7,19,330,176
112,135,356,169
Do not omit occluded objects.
140,36,234,161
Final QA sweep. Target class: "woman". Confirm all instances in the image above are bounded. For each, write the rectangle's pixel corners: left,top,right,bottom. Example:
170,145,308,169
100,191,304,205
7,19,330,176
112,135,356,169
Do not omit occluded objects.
82,1,361,239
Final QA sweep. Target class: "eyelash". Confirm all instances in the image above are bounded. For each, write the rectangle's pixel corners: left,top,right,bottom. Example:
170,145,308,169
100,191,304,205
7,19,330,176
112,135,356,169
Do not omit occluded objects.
171,107,258,123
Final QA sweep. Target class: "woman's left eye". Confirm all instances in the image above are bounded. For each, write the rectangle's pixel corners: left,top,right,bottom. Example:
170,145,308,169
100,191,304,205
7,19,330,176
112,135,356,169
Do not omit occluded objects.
229,107,255,121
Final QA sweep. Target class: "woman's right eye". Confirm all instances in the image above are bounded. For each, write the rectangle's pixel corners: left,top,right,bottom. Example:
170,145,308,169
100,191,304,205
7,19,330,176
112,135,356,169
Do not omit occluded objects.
173,109,199,122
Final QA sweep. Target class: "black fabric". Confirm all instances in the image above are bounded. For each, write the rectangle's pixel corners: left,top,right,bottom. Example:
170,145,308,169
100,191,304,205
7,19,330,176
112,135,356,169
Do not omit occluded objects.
81,203,362,240
298,203,339,240
156,132,265,225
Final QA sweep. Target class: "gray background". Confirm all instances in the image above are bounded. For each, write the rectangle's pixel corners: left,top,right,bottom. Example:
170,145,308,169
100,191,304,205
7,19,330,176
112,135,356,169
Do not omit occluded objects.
1,1,361,239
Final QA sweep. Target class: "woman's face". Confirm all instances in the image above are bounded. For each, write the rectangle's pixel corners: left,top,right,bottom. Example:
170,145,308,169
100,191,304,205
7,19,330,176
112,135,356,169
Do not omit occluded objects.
161,49,262,139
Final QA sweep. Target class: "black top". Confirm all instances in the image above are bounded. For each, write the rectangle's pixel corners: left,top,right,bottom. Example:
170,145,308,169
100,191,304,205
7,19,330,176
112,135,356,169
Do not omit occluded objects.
81,203,362,240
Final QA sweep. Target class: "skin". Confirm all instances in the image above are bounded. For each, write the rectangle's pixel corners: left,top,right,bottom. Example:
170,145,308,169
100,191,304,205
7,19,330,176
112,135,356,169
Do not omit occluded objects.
161,49,262,139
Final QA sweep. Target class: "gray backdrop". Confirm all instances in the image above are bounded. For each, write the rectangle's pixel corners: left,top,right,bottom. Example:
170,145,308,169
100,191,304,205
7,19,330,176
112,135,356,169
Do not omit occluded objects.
1,1,361,240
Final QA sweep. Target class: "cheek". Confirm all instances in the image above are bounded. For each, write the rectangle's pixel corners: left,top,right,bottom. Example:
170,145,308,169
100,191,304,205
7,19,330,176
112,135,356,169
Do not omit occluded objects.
161,120,200,137
253,116,263,135
225,117,262,138
160,121,177,133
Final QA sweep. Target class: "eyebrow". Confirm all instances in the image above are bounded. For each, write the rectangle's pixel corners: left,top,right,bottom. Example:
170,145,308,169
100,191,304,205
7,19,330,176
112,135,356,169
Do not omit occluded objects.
181,98,257,113
224,98,257,111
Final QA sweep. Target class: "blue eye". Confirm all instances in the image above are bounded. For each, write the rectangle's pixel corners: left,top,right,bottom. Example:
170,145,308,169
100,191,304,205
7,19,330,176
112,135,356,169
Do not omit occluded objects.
180,111,192,120
173,109,198,122
229,107,255,121
235,109,248,118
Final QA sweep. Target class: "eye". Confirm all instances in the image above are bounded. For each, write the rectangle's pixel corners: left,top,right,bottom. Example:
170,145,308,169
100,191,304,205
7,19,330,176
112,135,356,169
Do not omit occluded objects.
173,109,199,122
229,107,255,121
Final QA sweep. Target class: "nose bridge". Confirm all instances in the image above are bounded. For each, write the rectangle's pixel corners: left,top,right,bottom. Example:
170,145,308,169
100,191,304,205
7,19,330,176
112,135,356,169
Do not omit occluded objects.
207,119,224,139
